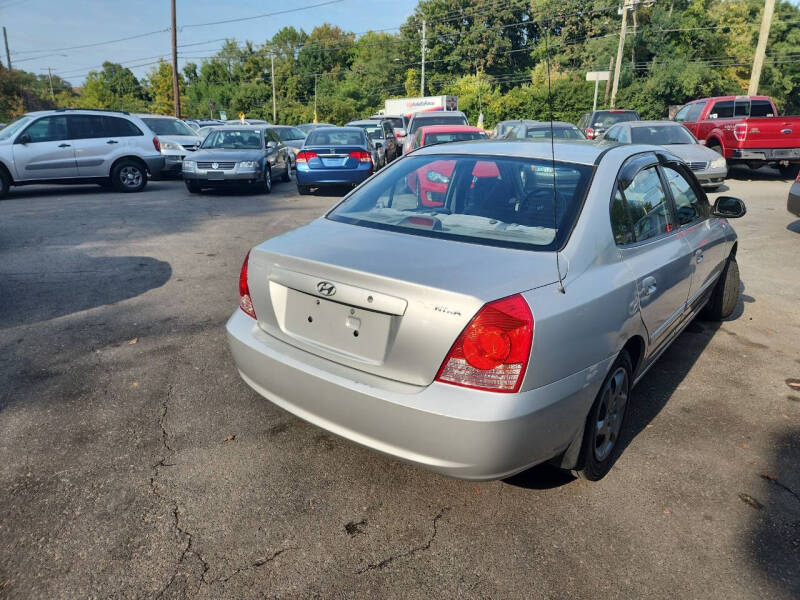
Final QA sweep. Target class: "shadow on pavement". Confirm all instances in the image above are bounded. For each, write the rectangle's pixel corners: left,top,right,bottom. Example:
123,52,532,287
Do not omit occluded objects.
787,220,800,234
748,427,800,598
0,253,171,328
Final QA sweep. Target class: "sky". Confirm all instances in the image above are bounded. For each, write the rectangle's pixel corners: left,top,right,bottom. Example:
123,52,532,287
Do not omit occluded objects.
0,0,419,85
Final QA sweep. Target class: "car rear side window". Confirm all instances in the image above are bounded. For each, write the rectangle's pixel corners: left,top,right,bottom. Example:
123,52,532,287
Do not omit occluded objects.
23,116,69,143
710,101,734,119
106,117,142,137
327,154,593,251
610,166,674,244
750,100,775,117
69,115,111,139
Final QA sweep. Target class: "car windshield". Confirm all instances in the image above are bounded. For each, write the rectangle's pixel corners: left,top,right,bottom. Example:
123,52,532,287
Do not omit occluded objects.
424,131,486,145
383,117,404,129
631,125,695,145
0,116,32,141
409,114,468,134
328,154,593,251
201,129,263,149
306,130,364,146
276,127,306,141
525,127,585,140
142,118,197,137
592,111,638,128
349,123,384,139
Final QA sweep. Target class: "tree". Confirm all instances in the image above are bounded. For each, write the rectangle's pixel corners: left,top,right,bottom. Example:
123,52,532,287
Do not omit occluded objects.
144,59,186,115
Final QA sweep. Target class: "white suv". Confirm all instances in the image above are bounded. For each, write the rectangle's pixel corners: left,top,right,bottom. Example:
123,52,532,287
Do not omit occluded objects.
0,108,165,198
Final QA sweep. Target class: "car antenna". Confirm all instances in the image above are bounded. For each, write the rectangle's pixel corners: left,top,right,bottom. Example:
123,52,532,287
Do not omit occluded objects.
545,22,565,294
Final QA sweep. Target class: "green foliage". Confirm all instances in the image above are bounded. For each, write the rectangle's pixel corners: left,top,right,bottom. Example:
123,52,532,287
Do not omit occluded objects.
2,0,799,127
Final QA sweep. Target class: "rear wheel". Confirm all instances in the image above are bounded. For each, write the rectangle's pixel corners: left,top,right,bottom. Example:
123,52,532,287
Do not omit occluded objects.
0,168,9,199
702,255,739,320
778,164,800,179
185,180,201,194
573,351,632,481
111,160,147,193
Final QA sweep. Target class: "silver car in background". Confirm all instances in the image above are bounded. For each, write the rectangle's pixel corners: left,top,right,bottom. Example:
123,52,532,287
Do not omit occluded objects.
137,115,203,177
602,120,728,190
227,140,745,481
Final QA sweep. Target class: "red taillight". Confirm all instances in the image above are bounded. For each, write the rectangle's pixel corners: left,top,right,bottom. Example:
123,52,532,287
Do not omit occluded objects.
238,251,257,319
153,137,161,152
435,294,533,393
296,150,317,164
586,127,595,139
349,150,373,163
734,123,748,142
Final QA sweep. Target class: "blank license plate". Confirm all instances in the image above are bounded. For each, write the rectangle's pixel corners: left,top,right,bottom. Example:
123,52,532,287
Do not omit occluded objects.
284,288,391,362
207,170,224,180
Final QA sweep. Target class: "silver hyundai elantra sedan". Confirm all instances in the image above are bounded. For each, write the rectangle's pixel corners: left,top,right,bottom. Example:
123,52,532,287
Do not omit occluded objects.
226,140,746,481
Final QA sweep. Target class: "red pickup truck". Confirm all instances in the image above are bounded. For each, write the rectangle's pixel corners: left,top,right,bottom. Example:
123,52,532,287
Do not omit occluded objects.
673,95,800,178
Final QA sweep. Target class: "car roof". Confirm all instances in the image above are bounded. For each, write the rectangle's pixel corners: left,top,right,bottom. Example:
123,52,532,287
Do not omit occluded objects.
347,120,383,126
412,111,467,119
627,120,683,127
211,125,266,131
522,121,578,129
134,113,179,119
308,126,363,133
411,139,606,165
419,125,484,134
687,95,772,103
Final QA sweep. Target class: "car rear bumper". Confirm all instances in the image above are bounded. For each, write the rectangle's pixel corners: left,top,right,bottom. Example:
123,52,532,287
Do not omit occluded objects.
296,165,372,186
226,309,610,480
143,155,165,177
788,181,800,216
731,147,800,162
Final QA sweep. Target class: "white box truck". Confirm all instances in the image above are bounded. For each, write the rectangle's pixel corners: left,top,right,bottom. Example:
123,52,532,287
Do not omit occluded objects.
384,95,459,118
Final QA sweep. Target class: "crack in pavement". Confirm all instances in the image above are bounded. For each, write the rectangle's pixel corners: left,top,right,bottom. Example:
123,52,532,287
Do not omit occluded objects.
205,548,294,586
760,474,800,505
355,507,450,575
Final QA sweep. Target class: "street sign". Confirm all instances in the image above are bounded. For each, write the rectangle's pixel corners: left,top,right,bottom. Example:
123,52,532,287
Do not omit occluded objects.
586,71,611,81
219,110,227,120
586,71,612,112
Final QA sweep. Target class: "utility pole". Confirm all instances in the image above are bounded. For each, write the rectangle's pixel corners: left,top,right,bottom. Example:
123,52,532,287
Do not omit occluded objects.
46,67,54,100
604,56,614,106
313,73,318,123
420,19,426,97
3,27,11,69
610,0,632,109
748,0,776,95
270,54,277,124
170,0,181,118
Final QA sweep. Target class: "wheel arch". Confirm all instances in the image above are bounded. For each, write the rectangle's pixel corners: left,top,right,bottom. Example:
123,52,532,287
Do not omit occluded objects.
0,160,14,183
110,155,148,177
621,335,646,380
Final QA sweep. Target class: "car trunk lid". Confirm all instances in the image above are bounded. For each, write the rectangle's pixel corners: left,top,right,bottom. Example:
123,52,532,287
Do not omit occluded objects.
304,146,366,170
247,218,560,386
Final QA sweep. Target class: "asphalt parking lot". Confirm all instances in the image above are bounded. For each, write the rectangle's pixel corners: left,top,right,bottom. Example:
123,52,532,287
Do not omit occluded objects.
1,168,798,599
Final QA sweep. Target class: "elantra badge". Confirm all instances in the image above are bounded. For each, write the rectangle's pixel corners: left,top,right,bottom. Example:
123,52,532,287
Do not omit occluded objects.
316,281,336,296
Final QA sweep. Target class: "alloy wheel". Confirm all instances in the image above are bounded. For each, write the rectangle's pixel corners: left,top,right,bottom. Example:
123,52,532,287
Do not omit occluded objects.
593,367,628,462
120,166,142,189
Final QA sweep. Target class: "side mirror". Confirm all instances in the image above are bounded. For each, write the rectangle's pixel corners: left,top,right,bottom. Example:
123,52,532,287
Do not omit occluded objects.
17,133,31,145
712,196,746,218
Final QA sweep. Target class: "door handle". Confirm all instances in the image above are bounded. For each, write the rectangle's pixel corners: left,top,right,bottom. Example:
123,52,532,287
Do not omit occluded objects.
641,276,657,298
695,249,704,264
106,140,119,144
58,143,71,148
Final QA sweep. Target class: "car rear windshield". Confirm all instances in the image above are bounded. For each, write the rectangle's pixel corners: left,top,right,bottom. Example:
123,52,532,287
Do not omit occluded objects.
525,127,585,140
409,114,468,134
425,131,486,145
306,130,364,145
201,129,262,149
383,117,405,129
275,127,306,141
631,125,695,145
349,123,385,139
142,118,196,137
592,111,638,128
327,154,593,251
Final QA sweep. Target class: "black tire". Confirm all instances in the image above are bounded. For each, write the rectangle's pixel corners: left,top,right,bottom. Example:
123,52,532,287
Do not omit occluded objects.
297,184,309,195
573,350,633,481
111,159,147,193
184,180,201,194
702,255,739,321
778,164,800,179
262,167,272,194
0,168,9,199
281,161,292,183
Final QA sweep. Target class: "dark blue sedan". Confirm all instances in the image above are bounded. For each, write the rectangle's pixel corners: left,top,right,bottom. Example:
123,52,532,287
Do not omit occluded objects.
295,127,378,194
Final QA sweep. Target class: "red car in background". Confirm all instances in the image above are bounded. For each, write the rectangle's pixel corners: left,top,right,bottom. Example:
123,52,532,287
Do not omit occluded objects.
673,95,800,178
406,125,488,206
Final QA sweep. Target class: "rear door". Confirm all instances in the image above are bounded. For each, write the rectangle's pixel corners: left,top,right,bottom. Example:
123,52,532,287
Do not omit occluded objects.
68,114,118,177
11,115,77,180
610,155,693,351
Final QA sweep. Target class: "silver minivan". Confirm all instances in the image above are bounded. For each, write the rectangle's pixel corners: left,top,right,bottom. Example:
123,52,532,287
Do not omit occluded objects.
0,108,164,198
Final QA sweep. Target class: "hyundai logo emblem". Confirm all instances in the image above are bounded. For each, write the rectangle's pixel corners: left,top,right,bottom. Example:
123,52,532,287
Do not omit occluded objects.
316,281,336,296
